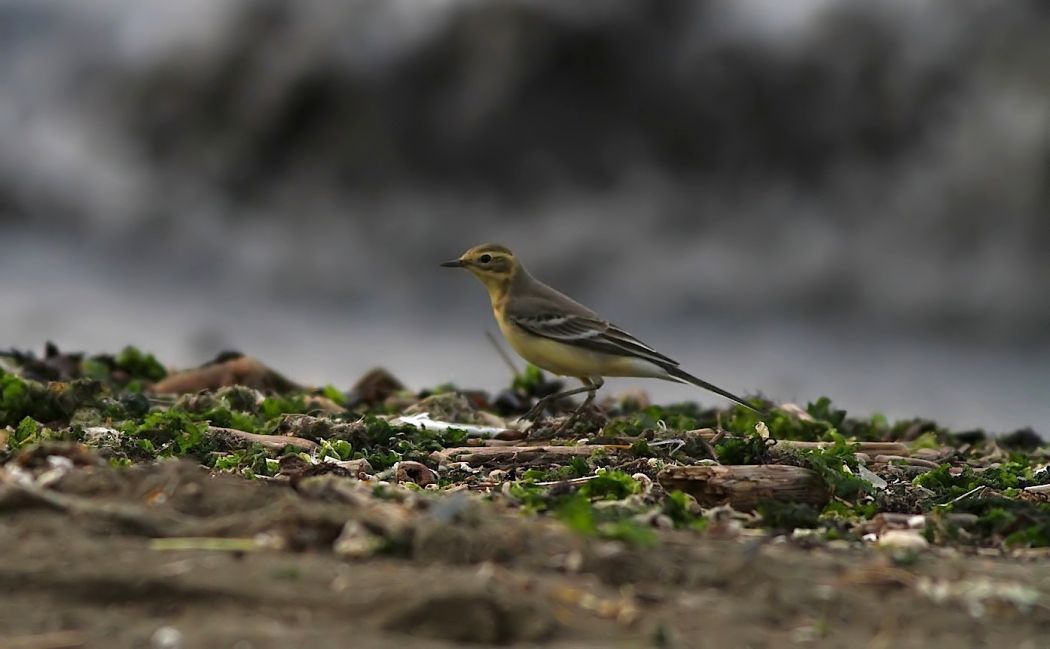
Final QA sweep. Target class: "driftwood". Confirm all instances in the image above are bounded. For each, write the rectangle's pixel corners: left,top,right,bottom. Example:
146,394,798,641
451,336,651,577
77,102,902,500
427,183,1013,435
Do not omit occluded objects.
657,464,830,511
432,445,625,467
206,427,319,452
871,454,940,468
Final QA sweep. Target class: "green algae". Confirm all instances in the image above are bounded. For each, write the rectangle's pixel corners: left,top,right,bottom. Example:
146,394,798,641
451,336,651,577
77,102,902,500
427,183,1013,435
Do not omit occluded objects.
2,343,1047,550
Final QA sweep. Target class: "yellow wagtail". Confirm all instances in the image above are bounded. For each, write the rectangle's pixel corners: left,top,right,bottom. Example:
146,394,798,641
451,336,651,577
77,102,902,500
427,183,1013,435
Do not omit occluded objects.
441,243,760,428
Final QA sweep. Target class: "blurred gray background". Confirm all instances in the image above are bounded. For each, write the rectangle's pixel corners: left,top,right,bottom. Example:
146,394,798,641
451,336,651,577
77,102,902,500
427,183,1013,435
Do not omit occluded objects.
1,0,1048,431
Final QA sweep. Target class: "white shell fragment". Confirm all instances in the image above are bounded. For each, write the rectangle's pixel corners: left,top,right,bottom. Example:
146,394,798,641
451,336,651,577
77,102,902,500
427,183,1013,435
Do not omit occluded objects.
877,529,929,550
857,464,888,490
391,412,512,437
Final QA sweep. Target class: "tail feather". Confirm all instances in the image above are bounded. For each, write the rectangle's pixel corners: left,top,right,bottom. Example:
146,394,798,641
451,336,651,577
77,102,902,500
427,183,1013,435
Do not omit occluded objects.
663,365,762,414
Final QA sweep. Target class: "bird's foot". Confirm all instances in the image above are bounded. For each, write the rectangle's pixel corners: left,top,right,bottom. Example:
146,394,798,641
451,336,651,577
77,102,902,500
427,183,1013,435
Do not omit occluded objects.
521,396,553,422
551,414,579,437
550,404,607,438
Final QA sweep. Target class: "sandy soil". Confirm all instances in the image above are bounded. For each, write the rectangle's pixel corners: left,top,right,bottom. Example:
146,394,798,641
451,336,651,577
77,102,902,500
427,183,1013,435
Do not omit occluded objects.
1,461,1047,649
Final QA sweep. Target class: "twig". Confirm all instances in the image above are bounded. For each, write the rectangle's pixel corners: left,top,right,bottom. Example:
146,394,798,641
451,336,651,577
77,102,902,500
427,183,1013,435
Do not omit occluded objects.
534,476,599,487
649,439,686,454
781,441,910,454
696,437,720,463
432,445,628,467
942,484,987,506
872,455,939,468
206,426,319,452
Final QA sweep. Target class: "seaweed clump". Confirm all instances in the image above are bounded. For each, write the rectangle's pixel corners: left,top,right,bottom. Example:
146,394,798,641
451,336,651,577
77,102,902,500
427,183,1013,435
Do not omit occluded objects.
1,344,1046,552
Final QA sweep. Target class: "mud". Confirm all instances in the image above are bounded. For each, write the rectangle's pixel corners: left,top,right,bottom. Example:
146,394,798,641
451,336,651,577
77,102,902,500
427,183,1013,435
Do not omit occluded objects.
1,460,1048,648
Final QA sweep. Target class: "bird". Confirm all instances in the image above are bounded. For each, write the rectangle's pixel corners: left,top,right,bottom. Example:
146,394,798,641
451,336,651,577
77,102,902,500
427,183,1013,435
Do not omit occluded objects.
441,243,760,432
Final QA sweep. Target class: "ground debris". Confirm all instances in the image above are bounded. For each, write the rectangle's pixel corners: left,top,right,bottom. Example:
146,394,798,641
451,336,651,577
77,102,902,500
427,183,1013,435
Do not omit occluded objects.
380,586,557,644
206,426,319,452
150,355,300,394
658,464,830,510
346,367,406,408
432,445,623,468
2,343,1049,647
916,576,1045,618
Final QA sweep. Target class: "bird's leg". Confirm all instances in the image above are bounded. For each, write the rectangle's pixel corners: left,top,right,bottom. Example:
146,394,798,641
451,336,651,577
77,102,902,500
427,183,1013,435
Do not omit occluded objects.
522,378,596,420
525,373,609,434
522,379,600,422
553,377,604,435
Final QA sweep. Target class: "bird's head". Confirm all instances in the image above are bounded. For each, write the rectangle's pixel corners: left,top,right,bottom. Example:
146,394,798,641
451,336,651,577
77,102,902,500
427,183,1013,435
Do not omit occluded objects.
441,243,520,293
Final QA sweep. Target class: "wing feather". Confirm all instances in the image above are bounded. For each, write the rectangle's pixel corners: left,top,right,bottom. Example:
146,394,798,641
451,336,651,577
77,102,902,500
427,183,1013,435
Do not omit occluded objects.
507,310,679,367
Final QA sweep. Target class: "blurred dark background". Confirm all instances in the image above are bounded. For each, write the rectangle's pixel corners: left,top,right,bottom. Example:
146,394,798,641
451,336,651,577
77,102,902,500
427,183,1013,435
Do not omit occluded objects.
1,0,1047,431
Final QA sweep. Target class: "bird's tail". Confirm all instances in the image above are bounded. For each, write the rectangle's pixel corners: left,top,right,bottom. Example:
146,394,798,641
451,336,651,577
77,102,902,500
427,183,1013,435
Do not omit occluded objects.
663,365,763,414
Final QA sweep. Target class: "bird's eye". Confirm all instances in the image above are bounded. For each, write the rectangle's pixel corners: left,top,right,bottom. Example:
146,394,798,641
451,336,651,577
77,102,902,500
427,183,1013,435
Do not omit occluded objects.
479,254,492,264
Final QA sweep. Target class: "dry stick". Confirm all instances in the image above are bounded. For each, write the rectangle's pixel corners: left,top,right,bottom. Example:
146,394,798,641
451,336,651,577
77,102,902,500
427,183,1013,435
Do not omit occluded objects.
785,441,911,454
477,438,534,447
657,464,830,511
206,427,319,452
433,445,627,467
943,484,987,506
534,476,600,487
872,454,939,468
695,436,720,463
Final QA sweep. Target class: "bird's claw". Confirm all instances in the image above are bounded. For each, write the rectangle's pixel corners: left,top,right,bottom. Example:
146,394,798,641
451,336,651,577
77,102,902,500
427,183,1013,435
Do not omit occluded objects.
521,398,551,422
551,415,577,437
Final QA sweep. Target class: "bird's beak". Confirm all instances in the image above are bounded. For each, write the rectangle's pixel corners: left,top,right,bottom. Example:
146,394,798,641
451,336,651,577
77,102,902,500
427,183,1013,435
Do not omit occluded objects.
440,259,464,268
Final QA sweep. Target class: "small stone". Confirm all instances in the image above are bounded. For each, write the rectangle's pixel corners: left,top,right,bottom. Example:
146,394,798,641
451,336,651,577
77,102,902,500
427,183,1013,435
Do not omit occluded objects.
878,529,929,550
907,515,927,529
404,393,480,423
347,367,405,407
150,626,184,649
394,461,439,486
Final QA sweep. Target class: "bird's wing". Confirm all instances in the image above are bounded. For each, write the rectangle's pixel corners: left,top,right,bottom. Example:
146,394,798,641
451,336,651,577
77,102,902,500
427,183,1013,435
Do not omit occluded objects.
506,297,680,367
